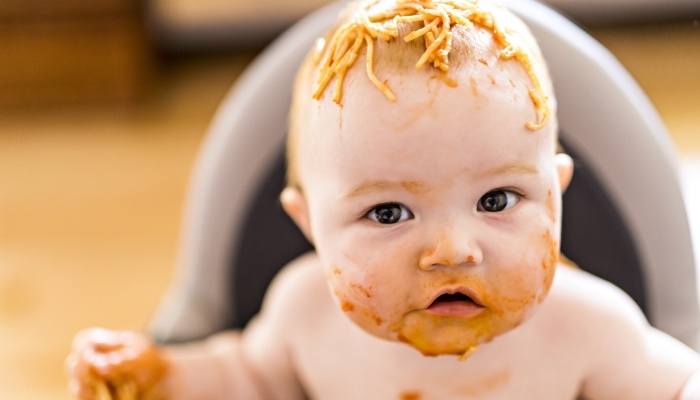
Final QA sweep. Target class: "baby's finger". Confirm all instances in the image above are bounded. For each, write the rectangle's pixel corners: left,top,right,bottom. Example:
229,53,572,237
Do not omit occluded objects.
65,351,97,385
87,328,125,352
68,378,97,400
82,345,118,376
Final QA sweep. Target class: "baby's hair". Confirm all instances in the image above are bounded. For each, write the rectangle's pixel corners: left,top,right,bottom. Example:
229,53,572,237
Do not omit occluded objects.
311,0,550,130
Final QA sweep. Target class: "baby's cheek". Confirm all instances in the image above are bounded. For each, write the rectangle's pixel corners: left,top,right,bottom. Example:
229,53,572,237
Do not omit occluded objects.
490,228,558,315
538,229,559,301
325,265,405,339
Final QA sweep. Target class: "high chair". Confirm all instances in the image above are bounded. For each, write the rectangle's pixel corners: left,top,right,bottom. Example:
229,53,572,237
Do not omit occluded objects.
148,0,700,350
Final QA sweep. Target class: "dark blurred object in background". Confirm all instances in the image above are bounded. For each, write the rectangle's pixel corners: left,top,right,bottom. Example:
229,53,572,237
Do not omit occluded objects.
1,0,697,109
0,0,155,108
146,0,700,53
146,0,333,52
545,0,700,26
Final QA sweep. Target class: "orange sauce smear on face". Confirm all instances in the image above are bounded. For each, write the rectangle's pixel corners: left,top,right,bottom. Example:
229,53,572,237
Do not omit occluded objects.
396,310,497,358
400,391,422,400
341,300,355,312
335,287,385,326
350,282,373,298
397,225,559,358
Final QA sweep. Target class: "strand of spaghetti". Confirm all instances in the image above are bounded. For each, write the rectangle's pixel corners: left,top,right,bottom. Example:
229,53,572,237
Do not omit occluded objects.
447,10,474,27
397,2,425,14
425,30,435,48
334,35,364,74
370,9,416,22
362,13,396,41
521,53,549,129
396,14,429,23
330,40,355,100
511,45,549,129
313,23,355,99
403,17,440,42
527,92,550,130
430,18,440,38
332,30,353,62
317,26,344,75
423,6,450,19
443,0,472,8
92,378,113,400
318,22,355,79
313,70,335,99
436,31,453,70
114,379,138,400
332,35,364,102
417,23,449,68
428,22,449,68
429,5,452,68
364,33,397,101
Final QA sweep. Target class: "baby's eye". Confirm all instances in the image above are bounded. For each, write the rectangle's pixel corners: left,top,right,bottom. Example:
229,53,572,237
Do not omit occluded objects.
366,203,414,224
477,190,520,213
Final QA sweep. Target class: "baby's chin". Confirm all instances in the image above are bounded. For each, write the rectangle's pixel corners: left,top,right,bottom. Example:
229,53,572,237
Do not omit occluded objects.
386,307,537,358
341,312,492,358
393,319,496,358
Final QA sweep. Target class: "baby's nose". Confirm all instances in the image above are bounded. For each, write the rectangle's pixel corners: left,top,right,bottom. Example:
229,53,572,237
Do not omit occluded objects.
417,224,483,270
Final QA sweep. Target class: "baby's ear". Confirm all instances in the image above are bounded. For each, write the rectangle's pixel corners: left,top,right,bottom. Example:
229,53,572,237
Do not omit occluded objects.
280,187,314,243
555,153,574,193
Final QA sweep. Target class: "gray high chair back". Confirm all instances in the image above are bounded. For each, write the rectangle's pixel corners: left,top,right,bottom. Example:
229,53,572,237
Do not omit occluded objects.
149,0,700,350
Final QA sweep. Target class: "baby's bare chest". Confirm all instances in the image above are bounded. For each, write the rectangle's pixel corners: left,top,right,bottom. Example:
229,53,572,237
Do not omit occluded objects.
288,307,584,400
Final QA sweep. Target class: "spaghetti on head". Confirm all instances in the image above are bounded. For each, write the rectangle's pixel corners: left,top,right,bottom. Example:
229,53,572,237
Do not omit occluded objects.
311,0,551,130
286,0,556,189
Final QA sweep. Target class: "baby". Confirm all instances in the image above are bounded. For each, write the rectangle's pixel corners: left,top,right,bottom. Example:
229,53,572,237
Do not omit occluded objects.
66,0,700,399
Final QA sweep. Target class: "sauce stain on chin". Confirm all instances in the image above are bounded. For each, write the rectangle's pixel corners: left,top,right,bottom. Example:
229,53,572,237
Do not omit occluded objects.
399,391,422,400
341,300,355,312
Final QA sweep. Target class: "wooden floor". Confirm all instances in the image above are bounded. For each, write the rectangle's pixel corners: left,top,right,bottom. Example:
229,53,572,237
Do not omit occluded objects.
0,22,699,399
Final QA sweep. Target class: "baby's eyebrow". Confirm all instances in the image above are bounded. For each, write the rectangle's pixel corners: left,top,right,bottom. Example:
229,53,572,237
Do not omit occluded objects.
476,162,539,178
343,180,431,199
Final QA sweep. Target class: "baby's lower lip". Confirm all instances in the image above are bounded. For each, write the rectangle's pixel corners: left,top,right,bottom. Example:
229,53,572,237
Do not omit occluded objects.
426,295,485,317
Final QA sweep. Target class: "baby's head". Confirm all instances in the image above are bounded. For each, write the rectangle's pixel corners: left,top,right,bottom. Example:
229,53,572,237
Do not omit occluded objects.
282,0,573,358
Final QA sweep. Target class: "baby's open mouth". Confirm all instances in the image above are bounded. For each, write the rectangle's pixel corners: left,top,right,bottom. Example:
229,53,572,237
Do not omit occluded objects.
427,292,485,317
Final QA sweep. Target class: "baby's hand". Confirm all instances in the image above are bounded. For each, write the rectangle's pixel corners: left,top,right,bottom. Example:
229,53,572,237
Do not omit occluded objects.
65,328,169,400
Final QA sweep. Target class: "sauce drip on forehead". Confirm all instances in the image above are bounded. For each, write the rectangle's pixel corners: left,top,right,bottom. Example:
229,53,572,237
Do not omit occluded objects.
311,0,551,130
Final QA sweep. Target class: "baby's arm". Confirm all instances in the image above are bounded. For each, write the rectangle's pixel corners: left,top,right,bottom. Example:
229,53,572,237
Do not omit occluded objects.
160,330,269,399
678,371,700,399
66,258,313,400
66,328,267,399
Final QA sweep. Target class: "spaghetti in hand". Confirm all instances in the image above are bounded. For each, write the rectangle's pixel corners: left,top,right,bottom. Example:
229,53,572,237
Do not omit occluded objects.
66,329,168,400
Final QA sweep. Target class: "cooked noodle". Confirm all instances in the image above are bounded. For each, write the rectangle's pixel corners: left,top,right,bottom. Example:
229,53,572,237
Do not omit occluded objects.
87,375,160,400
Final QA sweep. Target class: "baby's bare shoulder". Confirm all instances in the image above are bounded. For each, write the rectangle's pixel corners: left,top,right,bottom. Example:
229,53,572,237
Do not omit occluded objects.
546,265,647,322
539,264,699,399
255,252,333,328
538,265,652,357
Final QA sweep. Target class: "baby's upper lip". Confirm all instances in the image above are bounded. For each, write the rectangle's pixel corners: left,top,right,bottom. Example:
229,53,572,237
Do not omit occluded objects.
426,286,485,308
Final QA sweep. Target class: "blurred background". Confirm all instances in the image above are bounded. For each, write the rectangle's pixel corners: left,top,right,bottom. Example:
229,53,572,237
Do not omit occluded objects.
0,0,698,398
